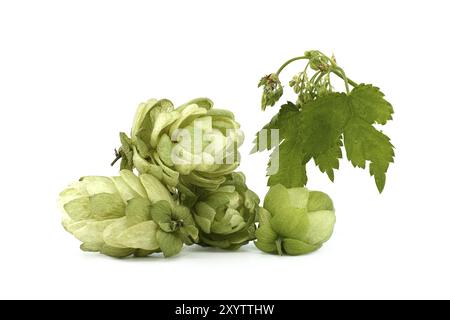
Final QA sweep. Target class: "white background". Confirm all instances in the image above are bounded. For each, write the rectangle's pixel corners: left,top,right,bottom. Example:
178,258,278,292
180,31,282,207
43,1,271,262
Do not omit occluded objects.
1,0,449,300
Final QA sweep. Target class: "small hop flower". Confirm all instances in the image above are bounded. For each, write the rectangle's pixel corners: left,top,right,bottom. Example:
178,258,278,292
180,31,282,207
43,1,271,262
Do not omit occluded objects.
305,50,331,72
258,73,283,111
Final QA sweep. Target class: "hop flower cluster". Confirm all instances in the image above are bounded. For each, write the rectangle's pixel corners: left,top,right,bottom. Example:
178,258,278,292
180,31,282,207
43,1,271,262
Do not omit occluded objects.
59,98,260,258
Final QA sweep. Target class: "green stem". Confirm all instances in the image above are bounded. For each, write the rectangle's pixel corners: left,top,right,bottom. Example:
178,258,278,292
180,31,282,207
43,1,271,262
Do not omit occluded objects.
334,71,358,88
327,73,332,91
314,71,327,85
276,56,308,76
275,238,283,256
315,50,358,90
309,71,321,85
337,69,350,94
302,62,311,75
275,52,359,95
298,62,311,93
111,149,122,166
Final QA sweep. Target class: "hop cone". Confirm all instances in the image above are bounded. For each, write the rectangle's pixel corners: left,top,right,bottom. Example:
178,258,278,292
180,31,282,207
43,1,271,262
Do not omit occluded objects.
191,172,260,250
59,170,198,258
255,185,336,255
117,98,244,191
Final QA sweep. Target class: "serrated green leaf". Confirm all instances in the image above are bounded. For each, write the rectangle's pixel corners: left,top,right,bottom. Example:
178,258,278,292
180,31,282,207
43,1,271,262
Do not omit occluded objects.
277,102,301,137
313,137,343,182
252,102,298,153
350,84,394,125
256,103,310,188
255,86,395,192
344,117,394,192
267,141,308,188
299,93,350,157
250,119,279,154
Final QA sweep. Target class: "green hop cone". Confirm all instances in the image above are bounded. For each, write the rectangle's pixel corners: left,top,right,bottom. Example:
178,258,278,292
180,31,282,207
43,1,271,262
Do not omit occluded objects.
192,172,260,250
255,184,336,256
59,170,197,258
117,98,244,191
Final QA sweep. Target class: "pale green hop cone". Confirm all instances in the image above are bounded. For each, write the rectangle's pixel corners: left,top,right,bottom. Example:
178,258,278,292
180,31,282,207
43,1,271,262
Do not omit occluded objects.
59,169,196,258
116,98,244,191
255,184,336,256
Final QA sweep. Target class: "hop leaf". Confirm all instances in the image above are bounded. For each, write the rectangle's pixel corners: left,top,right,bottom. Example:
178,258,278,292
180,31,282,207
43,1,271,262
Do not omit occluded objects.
344,117,394,193
313,137,343,182
350,84,394,125
253,85,395,192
